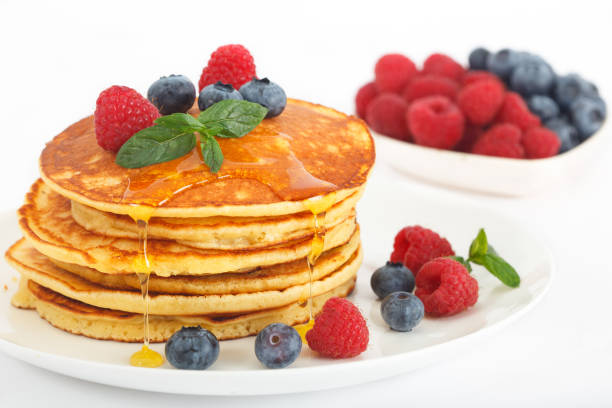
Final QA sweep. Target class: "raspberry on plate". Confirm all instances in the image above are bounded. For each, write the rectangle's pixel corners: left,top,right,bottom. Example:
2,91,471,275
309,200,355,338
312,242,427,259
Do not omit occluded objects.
522,127,561,159
355,81,379,119
457,79,505,126
407,96,465,149
306,297,369,359
390,225,454,276
94,85,160,152
366,93,410,141
415,258,478,317
401,74,459,103
471,123,525,158
496,92,541,131
374,54,418,94
198,44,256,91
422,53,465,82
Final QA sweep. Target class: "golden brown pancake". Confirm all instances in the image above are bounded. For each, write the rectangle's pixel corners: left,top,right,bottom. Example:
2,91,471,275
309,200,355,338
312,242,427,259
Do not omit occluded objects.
13,278,355,342
40,99,375,218
19,180,357,276
70,188,363,250
6,237,361,315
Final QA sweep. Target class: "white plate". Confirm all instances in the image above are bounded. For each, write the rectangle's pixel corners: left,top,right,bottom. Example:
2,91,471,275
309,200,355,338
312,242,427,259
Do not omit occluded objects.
0,178,552,395
373,122,607,196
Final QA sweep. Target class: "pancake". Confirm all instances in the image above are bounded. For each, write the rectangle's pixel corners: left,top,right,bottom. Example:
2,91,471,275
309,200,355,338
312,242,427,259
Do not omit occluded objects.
6,237,361,315
40,99,375,218
46,230,360,295
13,278,355,342
19,180,357,276
71,188,363,250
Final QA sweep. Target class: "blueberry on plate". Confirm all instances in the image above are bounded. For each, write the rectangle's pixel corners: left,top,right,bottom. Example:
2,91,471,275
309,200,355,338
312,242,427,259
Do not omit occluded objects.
468,47,490,71
165,326,219,370
255,323,302,369
510,59,556,96
239,78,287,118
554,74,599,111
370,261,415,299
381,292,424,332
570,96,607,140
545,117,581,153
198,82,243,111
147,74,196,115
527,95,560,122
486,49,521,81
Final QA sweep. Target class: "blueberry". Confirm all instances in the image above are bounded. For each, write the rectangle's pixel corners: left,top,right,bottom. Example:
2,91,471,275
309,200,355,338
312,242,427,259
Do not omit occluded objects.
486,49,521,81
147,74,196,115
165,326,219,370
545,117,580,153
370,261,415,299
254,323,302,369
381,292,424,332
239,78,287,118
570,96,607,140
469,47,490,70
198,82,243,111
510,60,556,96
554,74,599,111
527,95,560,121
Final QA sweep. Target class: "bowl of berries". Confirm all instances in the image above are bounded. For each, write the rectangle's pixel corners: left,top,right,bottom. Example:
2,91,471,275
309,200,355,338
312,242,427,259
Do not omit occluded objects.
357,48,607,196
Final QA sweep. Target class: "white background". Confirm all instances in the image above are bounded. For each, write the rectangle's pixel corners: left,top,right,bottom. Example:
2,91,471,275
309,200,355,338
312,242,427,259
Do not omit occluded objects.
1,0,611,406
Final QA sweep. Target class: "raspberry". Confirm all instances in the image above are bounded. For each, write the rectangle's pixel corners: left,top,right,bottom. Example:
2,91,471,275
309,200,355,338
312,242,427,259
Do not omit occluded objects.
94,85,160,152
422,53,465,82
407,96,465,149
522,127,561,159
401,75,459,103
471,123,525,158
366,93,410,140
457,79,505,125
198,44,256,91
496,92,541,131
374,54,418,94
306,297,369,358
461,70,503,87
415,258,478,317
455,124,484,152
355,82,379,119
390,226,454,276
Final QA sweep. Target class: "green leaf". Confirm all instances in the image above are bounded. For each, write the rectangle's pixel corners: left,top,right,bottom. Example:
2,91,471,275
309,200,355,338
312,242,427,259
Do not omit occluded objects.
198,99,268,138
471,253,521,288
116,126,196,168
447,256,472,273
154,113,205,133
469,228,488,258
201,135,224,173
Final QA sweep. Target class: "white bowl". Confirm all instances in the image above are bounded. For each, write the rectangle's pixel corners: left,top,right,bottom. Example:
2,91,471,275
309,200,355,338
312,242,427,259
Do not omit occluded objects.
372,123,607,196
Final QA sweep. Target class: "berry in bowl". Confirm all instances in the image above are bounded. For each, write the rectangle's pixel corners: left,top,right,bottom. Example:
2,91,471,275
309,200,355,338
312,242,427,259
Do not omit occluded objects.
357,48,607,196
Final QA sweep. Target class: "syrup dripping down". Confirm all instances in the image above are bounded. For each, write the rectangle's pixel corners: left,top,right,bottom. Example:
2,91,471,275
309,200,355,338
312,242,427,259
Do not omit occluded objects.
294,192,337,343
128,212,163,368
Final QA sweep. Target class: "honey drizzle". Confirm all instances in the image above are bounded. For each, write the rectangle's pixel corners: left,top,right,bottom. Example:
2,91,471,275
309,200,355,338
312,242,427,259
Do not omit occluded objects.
128,211,163,368
295,192,337,343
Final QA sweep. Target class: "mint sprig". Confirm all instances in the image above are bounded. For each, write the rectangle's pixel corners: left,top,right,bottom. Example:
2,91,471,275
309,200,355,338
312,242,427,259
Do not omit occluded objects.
449,228,520,288
115,100,268,172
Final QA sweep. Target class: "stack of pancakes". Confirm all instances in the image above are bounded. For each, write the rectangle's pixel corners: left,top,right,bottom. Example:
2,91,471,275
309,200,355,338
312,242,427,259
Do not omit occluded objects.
5,99,375,342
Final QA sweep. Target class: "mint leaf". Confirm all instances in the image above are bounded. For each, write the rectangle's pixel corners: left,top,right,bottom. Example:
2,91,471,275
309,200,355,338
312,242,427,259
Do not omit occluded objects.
155,113,205,133
198,99,268,138
447,256,472,272
469,228,488,258
116,126,196,168
471,253,520,288
201,135,223,173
